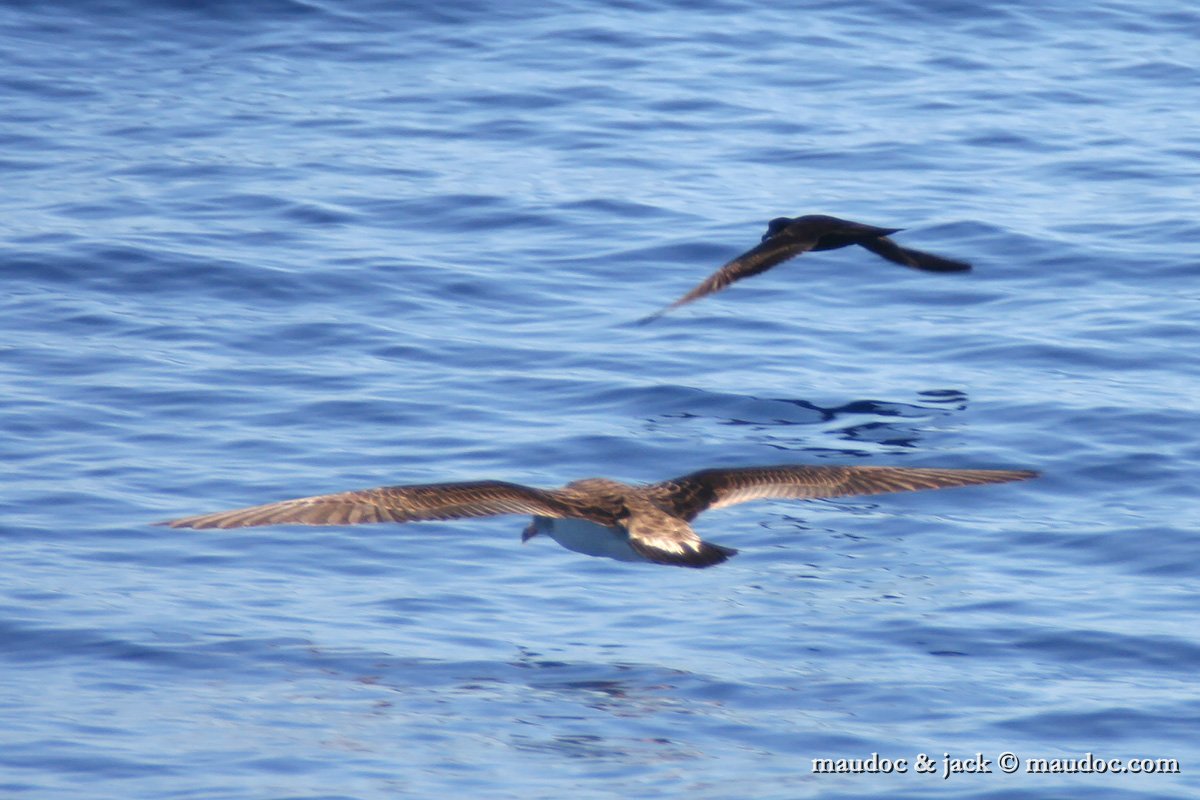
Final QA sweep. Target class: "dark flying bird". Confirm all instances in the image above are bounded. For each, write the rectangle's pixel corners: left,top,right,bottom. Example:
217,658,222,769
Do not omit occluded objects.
160,464,1036,568
641,214,972,322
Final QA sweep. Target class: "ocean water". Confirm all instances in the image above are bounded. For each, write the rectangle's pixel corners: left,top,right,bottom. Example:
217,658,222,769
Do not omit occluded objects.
2,0,1199,797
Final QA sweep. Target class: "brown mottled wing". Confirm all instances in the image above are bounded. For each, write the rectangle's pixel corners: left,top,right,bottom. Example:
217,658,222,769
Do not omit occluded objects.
647,465,1038,521
621,500,737,568
639,230,821,322
159,481,588,530
856,236,971,272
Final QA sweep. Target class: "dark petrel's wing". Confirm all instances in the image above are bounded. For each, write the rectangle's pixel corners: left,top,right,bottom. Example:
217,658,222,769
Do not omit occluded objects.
646,465,1037,521
638,225,824,322
856,235,972,272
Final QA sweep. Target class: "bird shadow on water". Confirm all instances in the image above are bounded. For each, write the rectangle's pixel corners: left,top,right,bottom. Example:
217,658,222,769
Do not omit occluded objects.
263,641,722,767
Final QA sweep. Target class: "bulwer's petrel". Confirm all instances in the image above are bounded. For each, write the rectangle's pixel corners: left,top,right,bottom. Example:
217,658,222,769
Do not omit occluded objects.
641,214,971,322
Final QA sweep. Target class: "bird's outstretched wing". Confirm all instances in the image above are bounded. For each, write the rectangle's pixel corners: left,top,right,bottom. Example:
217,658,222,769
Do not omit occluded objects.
638,229,821,323
159,480,583,530
856,236,972,272
647,465,1037,521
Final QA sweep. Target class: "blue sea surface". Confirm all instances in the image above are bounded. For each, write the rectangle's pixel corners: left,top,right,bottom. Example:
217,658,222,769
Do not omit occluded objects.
3,1,1199,797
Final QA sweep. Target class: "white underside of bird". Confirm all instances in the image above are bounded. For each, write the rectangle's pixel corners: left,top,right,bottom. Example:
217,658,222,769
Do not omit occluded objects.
523,515,651,563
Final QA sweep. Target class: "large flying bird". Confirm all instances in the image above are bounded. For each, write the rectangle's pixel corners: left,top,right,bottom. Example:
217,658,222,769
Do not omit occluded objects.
161,464,1036,568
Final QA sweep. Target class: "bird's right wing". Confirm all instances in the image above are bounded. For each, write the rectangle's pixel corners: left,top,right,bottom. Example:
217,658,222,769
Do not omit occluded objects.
648,465,1037,521
159,480,579,530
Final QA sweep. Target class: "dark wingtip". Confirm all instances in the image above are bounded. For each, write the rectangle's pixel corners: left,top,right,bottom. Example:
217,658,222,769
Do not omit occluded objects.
859,236,973,273
898,249,972,273
899,243,972,272
926,256,972,273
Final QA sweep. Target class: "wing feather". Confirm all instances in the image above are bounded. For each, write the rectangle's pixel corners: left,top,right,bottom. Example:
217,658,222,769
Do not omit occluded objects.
648,465,1037,520
639,232,820,322
856,236,971,272
159,481,579,530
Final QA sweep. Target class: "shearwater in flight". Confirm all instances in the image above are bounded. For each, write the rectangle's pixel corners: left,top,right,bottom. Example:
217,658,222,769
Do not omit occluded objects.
161,464,1036,568
641,214,971,322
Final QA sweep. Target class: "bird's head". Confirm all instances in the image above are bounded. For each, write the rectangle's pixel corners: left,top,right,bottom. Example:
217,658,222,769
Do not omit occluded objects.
521,516,554,543
761,216,796,242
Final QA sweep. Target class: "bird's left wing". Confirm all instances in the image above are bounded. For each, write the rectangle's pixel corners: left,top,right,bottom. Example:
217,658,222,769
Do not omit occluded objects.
856,236,971,272
159,480,577,530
